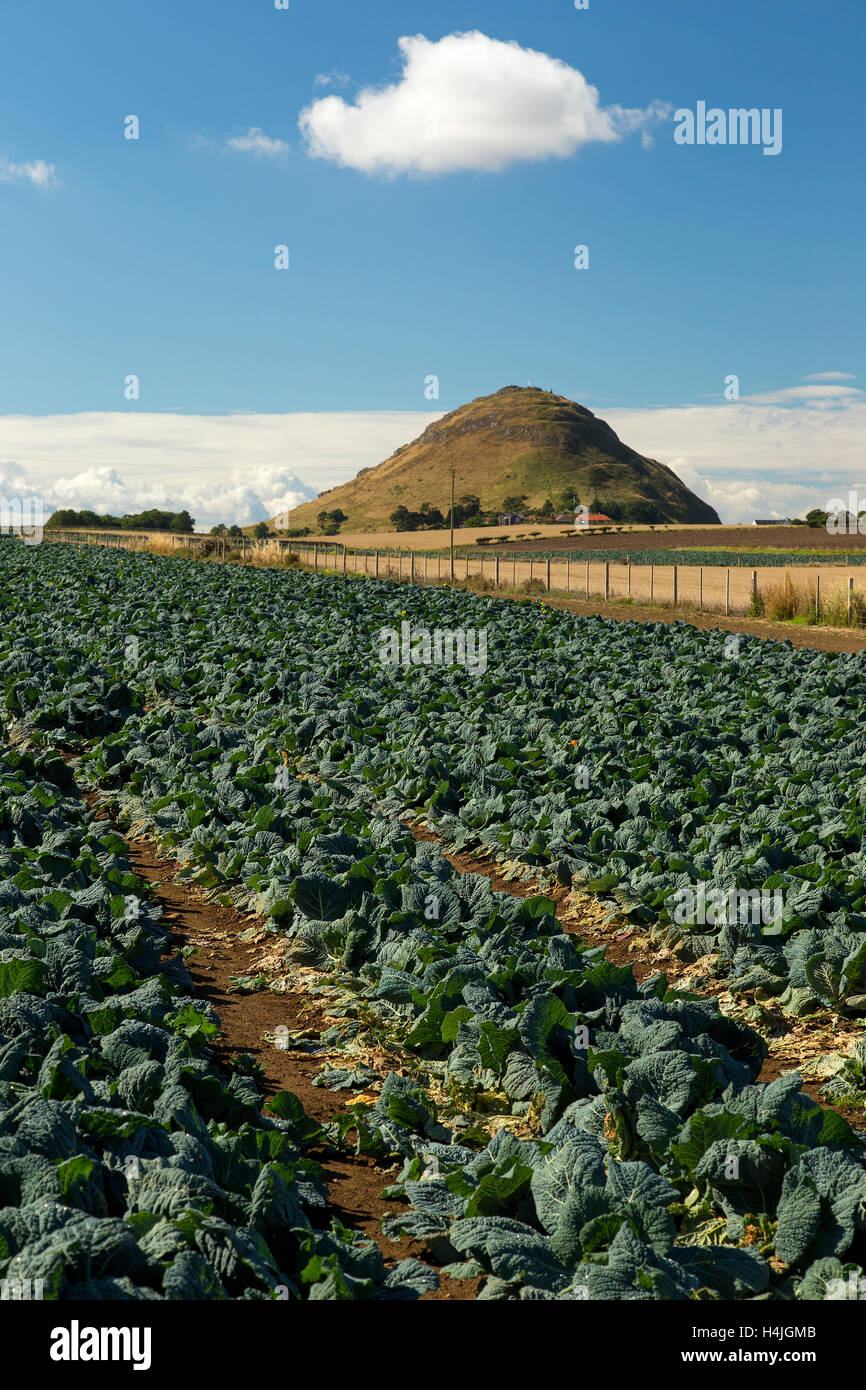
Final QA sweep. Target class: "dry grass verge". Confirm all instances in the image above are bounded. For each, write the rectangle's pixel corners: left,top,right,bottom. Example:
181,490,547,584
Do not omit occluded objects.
749,570,866,627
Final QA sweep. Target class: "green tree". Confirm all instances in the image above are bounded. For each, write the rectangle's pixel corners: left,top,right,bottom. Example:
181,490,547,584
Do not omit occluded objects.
317,507,347,533
390,506,417,531
621,499,661,524
597,500,624,522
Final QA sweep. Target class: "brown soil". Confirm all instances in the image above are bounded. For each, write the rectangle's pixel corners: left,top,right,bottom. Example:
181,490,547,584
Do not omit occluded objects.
70,772,479,1297
60,755,866,1301
123,836,480,1301
409,826,866,1131
477,526,866,555
514,592,866,655
757,1051,862,1125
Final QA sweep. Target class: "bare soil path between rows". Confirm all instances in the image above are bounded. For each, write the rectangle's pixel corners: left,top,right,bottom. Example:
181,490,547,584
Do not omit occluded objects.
108,806,866,1298
125,835,479,1301
59,736,866,1301
67,760,474,1297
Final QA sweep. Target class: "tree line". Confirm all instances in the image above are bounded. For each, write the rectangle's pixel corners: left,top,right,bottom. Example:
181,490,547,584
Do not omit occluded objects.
46,509,195,532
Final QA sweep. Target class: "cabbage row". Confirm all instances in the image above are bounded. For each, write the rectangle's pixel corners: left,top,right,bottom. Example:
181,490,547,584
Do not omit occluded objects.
15,539,861,1020
0,744,435,1301
3,541,866,1300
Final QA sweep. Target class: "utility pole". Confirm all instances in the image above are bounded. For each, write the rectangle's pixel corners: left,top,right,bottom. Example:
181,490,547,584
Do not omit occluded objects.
449,468,456,581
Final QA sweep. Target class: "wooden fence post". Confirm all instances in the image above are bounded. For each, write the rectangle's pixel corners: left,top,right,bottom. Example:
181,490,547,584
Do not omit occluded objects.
815,573,821,620
567,557,571,592
530,557,534,586
699,567,703,609
495,555,500,588
848,575,854,624
627,562,631,597
546,559,551,591
585,560,590,599
650,565,654,603
512,555,516,588
375,550,379,578
604,561,610,600
725,568,730,615
672,565,678,607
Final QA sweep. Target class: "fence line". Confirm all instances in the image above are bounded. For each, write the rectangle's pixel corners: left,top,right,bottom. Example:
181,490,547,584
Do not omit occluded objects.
286,544,863,617
38,532,865,619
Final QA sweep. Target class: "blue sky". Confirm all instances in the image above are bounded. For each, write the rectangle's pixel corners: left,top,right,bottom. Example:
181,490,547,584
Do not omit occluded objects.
0,0,863,525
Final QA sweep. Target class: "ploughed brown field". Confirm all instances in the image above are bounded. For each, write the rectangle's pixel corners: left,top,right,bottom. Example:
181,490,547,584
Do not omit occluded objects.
471,525,866,555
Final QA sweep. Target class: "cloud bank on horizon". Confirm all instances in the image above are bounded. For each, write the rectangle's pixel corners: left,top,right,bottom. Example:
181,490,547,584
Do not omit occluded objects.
299,31,670,176
0,380,861,529
0,455,316,532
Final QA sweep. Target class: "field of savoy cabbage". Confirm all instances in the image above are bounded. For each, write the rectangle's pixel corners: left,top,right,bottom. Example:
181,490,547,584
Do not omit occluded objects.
2,538,866,1305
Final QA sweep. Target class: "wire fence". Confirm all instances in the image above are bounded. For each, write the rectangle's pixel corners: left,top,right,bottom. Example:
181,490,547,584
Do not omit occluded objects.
37,530,866,621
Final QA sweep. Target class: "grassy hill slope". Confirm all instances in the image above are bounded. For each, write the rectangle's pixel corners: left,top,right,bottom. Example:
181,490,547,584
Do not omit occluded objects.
281,386,721,531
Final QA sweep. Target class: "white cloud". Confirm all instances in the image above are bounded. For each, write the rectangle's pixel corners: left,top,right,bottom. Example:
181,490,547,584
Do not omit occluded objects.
299,31,669,176
0,461,26,484
0,411,438,530
314,70,352,89
3,383,866,530
52,466,130,510
741,383,863,406
0,157,58,187
226,127,288,157
13,459,316,530
603,386,866,522
803,371,857,383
